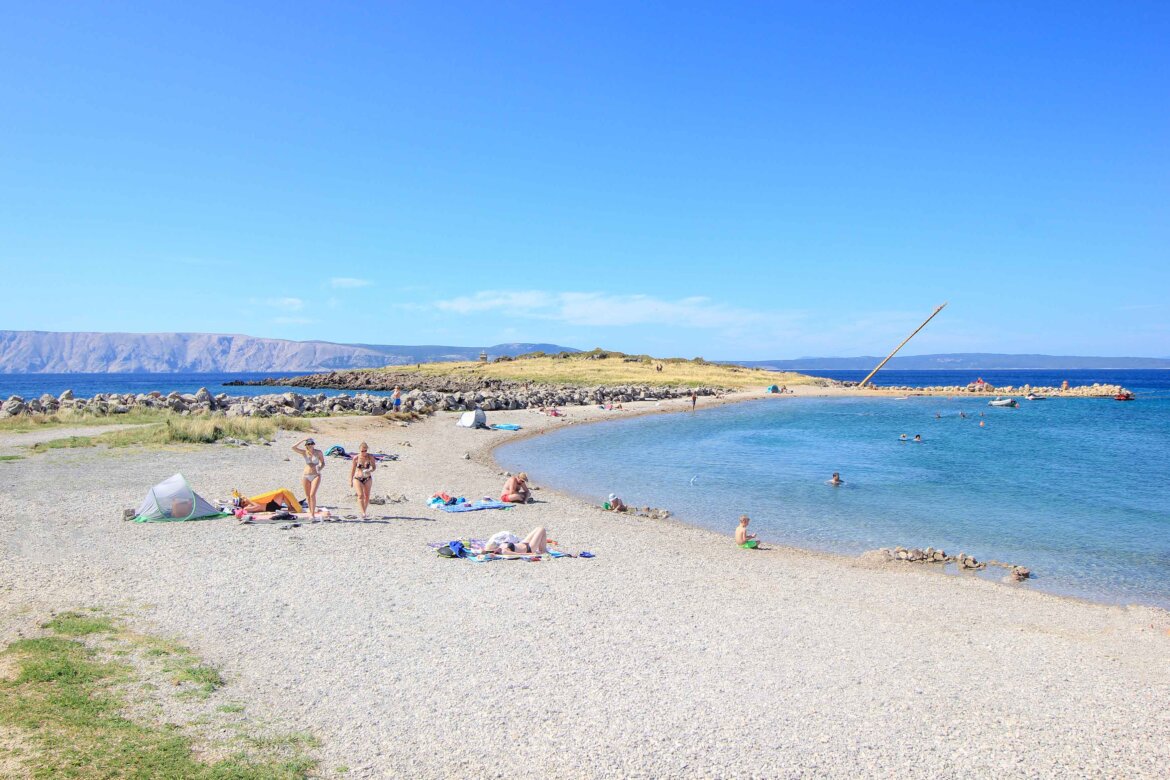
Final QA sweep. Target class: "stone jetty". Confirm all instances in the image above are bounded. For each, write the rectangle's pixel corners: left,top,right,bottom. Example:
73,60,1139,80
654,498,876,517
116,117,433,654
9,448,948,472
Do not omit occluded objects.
0,382,718,420
847,381,1129,397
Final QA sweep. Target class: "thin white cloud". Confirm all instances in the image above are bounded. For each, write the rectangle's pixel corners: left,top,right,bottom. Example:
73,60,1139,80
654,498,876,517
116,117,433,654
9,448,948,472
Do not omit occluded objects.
435,290,770,330
331,277,372,289
247,296,303,310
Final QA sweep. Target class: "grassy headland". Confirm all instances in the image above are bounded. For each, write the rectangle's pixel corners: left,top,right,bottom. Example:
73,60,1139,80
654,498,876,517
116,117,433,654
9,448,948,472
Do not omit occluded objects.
374,349,813,389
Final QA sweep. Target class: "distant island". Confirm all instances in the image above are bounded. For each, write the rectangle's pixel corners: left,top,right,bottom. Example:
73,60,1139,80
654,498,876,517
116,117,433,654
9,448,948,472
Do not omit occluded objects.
0,331,578,373
3,331,1167,373
738,353,1170,371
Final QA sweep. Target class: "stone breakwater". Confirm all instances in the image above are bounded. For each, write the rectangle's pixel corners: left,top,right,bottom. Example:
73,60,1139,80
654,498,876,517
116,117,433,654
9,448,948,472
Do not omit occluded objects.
849,382,1130,397
0,381,719,419
862,546,1033,583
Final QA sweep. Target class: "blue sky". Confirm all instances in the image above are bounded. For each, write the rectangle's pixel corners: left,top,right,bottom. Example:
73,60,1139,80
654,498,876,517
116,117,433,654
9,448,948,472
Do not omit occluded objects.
2,2,1167,359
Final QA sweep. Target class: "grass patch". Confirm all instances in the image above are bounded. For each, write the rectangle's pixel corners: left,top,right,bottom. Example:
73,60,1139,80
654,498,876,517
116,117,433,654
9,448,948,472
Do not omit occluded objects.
0,454,23,461
173,664,225,694
29,415,311,453
246,732,320,750
217,703,245,714
383,409,429,423
42,612,119,637
0,611,317,779
0,407,174,433
377,349,814,389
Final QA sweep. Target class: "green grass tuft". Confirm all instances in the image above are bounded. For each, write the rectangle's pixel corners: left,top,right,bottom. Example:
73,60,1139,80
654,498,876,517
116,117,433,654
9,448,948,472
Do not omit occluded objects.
0,612,318,779
29,415,311,453
43,612,117,637
174,664,225,694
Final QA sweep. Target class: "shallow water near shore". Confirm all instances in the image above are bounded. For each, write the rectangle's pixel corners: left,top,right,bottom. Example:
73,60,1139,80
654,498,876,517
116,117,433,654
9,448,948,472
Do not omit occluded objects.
498,391,1170,609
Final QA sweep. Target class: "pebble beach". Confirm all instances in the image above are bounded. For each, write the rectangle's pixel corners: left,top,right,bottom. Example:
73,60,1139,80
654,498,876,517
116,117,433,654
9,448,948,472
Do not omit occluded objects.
2,391,1169,778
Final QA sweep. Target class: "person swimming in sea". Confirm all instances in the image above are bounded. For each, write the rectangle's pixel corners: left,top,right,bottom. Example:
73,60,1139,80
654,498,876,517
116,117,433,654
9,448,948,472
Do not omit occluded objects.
829,472,844,486
913,434,923,442
899,434,908,442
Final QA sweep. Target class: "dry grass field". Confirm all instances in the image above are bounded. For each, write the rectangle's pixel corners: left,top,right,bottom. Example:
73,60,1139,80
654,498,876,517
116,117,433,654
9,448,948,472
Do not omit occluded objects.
374,349,815,389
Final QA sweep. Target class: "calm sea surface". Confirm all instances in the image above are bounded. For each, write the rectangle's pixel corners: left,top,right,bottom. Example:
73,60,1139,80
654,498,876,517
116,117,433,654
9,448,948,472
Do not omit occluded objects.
498,370,1170,609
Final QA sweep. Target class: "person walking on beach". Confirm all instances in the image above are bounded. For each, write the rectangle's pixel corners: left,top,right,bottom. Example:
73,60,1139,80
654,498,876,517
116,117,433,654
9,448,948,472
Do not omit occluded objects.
292,437,325,518
349,441,377,519
392,386,403,412
690,389,697,411
735,515,759,549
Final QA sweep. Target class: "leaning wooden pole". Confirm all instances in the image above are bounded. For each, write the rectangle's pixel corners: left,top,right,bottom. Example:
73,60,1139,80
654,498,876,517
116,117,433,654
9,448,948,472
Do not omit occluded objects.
858,302,948,388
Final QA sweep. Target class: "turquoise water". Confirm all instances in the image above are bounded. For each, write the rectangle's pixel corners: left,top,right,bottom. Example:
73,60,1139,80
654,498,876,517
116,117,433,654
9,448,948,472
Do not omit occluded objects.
498,389,1170,609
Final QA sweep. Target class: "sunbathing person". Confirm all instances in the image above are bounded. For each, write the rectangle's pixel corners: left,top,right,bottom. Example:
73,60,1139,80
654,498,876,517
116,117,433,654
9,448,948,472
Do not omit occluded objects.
237,497,278,513
501,472,531,503
483,527,554,555
607,493,627,511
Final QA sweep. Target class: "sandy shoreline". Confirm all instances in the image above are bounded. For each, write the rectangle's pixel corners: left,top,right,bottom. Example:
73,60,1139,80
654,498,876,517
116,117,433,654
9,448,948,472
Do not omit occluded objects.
2,394,1169,777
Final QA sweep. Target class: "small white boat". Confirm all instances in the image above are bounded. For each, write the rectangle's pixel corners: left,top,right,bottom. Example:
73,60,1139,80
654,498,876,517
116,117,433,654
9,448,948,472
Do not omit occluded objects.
988,397,1019,408
1025,393,1046,401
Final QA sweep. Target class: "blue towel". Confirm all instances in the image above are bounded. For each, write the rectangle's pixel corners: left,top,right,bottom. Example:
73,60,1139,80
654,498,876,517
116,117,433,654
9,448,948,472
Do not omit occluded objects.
490,424,522,431
438,501,514,513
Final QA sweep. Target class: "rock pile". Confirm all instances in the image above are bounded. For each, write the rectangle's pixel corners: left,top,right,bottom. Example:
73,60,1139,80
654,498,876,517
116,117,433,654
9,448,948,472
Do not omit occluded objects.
612,506,673,520
844,382,1129,398
866,547,1032,582
1,381,721,419
227,370,724,406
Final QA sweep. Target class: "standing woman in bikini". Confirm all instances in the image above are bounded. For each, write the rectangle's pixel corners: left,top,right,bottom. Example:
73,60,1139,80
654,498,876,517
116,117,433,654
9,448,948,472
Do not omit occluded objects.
349,441,376,519
292,437,325,518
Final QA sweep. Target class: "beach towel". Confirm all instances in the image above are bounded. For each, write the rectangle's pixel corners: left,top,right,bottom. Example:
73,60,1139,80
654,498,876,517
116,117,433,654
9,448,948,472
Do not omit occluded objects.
428,493,466,508
428,539,586,562
490,424,522,431
439,500,514,513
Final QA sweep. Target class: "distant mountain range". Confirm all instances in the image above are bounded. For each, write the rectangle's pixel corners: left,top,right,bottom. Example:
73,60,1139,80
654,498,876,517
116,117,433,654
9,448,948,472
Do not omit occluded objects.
738,353,1170,371
0,331,577,373
3,332,1166,373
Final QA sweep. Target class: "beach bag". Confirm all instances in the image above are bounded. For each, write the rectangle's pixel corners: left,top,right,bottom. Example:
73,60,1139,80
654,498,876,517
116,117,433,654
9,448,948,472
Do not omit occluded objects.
437,540,467,559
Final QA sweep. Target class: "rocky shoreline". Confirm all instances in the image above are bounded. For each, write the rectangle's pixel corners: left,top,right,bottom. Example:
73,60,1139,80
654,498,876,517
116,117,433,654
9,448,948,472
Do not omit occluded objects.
0,383,722,419
0,375,1131,420
848,381,1130,397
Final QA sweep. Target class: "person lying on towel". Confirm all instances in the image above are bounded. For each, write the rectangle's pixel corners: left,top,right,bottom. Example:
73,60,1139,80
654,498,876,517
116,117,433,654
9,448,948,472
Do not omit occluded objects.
483,527,555,555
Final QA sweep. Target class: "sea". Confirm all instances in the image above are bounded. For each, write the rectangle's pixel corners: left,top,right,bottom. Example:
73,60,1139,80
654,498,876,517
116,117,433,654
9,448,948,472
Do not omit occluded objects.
497,369,1170,610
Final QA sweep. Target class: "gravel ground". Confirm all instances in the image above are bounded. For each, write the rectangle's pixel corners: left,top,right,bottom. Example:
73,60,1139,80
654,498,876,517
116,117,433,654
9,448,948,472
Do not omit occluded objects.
2,396,1169,779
